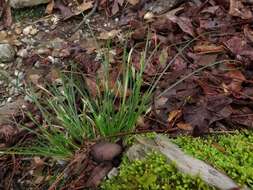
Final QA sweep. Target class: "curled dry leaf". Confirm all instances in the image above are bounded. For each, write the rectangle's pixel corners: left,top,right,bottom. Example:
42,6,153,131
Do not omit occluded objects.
45,0,54,14
193,42,224,54
176,122,193,131
168,110,182,124
229,0,252,19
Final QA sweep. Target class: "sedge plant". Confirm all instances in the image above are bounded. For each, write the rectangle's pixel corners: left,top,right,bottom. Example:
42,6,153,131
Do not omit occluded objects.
2,43,153,160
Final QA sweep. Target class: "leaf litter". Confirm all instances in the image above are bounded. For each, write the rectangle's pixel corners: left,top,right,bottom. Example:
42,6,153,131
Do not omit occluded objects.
1,0,253,189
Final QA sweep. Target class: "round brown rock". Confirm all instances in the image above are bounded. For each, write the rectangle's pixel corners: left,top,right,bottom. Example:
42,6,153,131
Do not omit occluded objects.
90,142,122,163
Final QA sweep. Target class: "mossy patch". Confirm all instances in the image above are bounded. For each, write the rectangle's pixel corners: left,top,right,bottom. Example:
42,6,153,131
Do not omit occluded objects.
12,5,45,22
101,153,215,190
173,131,253,188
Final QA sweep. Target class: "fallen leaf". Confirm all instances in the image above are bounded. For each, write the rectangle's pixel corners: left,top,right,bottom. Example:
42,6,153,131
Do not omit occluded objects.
98,29,121,40
112,0,120,15
127,0,139,5
193,42,224,54
168,110,182,123
0,124,19,145
54,0,73,20
86,162,113,188
229,0,252,19
176,122,193,131
225,36,253,60
76,1,93,15
85,77,99,97
166,15,195,36
244,25,253,43
45,0,54,14
225,70,246,93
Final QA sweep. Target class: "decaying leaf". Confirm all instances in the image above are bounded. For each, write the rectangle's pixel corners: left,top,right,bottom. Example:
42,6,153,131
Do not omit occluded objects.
166,14,195,36
98,29,121,40
176,122,193,131
127,0,139,5
193,42,224,54
225,36,253,60
75,1,93,15
45,0,54,14
229,0,252,19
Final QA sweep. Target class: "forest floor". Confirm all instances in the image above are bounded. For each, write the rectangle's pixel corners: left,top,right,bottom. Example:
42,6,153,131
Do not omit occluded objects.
0,0,253,189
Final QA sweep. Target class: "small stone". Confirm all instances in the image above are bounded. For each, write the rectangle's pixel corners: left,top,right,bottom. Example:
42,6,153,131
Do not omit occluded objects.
0,44,16,63
17,48,28,58
36,48,50,55
34,61,41,68
29,74,40,85
7,97,12,103
24,95,33,103
23,25,38,35
15,27,22,35
30,27,39,35
144,12,155,20
107,167,119,179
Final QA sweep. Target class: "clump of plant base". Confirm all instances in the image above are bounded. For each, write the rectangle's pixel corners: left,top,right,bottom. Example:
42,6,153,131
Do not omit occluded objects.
173,131,253,188
101,153,215,190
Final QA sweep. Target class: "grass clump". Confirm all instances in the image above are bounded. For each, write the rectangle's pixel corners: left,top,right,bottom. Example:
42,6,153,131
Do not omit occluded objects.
173,131,253,188
101,153,215,190
3,47,152,160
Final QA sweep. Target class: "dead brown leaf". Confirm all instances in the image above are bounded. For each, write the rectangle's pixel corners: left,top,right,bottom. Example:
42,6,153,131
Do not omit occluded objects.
176,122,193,131
193,42,224,54
75,1,93,15
45,0,54,14
225,70,246,93
127,0,139,5
98,29,121,40
166,15,195,37
168,110,182,123
225,36,253,60
229,0,252,19
244,25,253,43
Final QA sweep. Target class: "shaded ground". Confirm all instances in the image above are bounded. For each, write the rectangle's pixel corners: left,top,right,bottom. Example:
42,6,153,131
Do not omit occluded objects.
1,0,253,189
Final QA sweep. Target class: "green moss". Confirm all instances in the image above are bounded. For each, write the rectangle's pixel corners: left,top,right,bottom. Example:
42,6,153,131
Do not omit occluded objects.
124,132,157,146
101,153,215,190
173,131,253,188
13,5,45,22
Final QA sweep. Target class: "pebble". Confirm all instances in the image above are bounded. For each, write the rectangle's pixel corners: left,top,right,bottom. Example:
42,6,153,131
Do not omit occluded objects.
17,48,28,58
0,44,16,63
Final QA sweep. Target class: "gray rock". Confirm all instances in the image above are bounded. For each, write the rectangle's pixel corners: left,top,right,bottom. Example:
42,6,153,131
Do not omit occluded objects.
9,0,50,9
0,44,15,63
